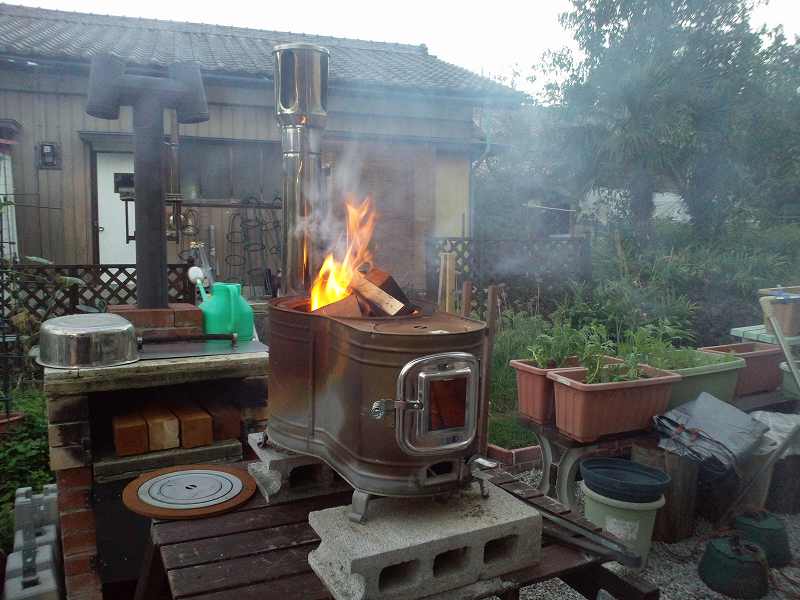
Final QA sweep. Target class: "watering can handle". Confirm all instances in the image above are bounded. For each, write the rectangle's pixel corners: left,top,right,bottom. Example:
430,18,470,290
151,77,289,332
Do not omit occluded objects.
197,281,209,302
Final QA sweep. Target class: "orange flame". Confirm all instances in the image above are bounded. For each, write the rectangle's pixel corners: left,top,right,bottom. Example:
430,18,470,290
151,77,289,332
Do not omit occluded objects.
310,197,376,311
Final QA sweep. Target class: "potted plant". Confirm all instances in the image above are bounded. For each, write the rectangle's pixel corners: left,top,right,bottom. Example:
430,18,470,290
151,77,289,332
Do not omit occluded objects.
699,342,783,396
618,328,746,409
547,339,681,442
510,324,585,425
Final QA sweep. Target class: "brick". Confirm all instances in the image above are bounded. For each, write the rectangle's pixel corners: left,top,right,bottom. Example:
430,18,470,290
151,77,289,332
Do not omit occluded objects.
512,445,542,464
48,421,90,447
141,403,179,450
56,467,92,489
62,527,97,556
112,411,148,456
172,303,203,327
139,325,203,340
58,488,90,513
168,400,213,449
200,398,242,441
65,571,103,597
487,443,514,466
60,510,96,532
236,376,268,408
70,590,105,600
47,394,89,423
50,444,90,471
241,405,269,421
108,305,174,328
63,551,96,577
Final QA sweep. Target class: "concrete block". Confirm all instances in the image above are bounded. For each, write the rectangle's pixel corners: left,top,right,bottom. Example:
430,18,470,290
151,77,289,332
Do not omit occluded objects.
15,486,58,530
13,526,59,564
3,568,59,600
247,433,350,504
5,544,56,580
308,486,542,600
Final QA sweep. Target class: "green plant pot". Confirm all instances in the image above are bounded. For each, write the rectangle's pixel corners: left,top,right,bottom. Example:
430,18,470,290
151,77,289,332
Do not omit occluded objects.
667,351,746,409
698,536,769,599
734,512,792,567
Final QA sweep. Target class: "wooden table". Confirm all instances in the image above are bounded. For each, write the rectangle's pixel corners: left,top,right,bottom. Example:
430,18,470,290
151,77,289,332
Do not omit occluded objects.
134,465,659,600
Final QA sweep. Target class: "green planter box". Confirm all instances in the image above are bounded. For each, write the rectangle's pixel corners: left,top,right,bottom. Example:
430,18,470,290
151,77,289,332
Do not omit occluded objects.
780,361,800,399
667,350,746,410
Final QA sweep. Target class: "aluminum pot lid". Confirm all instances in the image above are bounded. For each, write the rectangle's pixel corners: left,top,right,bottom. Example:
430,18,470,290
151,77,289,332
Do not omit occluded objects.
122,464,256,520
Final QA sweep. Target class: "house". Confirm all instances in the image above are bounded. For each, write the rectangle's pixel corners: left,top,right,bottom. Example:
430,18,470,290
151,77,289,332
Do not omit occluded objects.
0,4,520,295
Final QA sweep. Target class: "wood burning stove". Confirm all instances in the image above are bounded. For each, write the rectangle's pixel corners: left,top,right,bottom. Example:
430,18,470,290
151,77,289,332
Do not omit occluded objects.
267,44,491,522
266,297,488,521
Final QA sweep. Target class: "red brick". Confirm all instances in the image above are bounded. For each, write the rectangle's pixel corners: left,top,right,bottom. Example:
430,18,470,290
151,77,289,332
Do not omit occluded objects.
512,445,542,464
63,551,96,577
47,395,89,423
57,467,92,488
172,303,203,327
61,510,96,532
62,527,97,556
138,325,203,340
487,443,514,466
69,590,105,600
108,305,174,328
58,487,91,513
65,571,103,597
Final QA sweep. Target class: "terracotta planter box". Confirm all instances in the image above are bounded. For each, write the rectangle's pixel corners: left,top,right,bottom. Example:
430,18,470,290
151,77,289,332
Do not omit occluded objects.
547,365,681,443
511,356,621,425
487,443,542,467
510,358,584,425
0,411,24,435
699,342,783,396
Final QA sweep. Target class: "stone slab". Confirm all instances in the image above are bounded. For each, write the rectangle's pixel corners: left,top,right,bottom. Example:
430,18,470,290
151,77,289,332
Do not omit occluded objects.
248,433,321,479
248,461,350,505
43,352,268,396
308,485,542,600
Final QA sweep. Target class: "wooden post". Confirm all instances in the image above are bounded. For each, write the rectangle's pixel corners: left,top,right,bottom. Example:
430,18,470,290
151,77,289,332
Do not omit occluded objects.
477,284,499,455
461,280,473,318
444,252,456,314
632,440,699,543
437,252,447,310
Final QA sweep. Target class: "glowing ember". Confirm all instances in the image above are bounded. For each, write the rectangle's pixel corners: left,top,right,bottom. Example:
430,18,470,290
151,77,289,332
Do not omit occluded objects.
310,197,376,311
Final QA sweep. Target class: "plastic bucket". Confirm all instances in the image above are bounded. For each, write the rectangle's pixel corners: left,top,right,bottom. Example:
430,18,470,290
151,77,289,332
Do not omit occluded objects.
581,482,664,566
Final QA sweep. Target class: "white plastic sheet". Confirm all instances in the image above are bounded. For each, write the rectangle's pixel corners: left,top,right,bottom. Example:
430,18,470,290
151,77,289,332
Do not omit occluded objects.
750,411,800,458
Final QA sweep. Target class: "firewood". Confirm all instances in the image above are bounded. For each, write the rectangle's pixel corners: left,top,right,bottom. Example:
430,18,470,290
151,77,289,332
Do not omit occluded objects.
314,294,365,317
364,267,411,306
351,273,410,316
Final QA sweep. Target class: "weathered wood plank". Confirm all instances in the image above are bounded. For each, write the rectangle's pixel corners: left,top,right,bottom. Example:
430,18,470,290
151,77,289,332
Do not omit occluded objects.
43,351,269,396
161,521,317,569
181,572,330,600
168,545,314,598
153,492,350,546
93,439,242,483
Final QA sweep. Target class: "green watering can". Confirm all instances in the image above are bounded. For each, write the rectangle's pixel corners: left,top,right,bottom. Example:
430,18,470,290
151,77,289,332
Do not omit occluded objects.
197,282,254,342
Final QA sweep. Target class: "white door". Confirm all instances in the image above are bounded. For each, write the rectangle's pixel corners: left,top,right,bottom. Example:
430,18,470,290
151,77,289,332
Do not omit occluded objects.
96,153,136,263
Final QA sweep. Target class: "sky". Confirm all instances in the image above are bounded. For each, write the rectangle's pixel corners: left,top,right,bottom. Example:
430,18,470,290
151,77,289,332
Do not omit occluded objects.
11,0,800,91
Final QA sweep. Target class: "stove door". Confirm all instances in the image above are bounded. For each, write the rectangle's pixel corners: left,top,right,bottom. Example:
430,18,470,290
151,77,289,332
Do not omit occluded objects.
394,352,479,457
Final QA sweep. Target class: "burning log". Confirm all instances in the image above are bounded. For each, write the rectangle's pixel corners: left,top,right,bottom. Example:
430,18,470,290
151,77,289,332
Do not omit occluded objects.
314,294,364,318
351,273,412,317
363,267,411,307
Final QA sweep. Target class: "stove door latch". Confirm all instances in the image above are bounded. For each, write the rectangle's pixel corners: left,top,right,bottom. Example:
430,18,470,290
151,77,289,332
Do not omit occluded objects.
368,399,396,420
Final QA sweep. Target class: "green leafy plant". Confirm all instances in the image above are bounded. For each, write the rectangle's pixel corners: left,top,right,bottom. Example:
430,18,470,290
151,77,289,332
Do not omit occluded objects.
527,323,584,368
488,415,538,450
578,324,618,383
0,387,54,553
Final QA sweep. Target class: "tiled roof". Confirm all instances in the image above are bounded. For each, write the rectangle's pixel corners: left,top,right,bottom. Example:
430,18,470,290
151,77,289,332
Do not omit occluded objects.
0,4,520,99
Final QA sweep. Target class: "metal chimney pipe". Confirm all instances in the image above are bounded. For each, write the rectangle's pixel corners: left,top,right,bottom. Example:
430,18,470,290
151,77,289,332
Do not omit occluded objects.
273,43,329,296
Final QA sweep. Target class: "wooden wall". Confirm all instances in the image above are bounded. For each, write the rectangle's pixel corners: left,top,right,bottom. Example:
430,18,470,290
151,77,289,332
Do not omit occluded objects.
0,65,475,292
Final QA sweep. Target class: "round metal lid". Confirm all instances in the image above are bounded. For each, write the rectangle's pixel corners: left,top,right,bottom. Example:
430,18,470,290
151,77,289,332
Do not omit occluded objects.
123,464,256,520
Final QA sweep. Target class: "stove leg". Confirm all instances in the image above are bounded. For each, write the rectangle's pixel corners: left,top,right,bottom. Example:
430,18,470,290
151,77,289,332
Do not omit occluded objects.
348,490,374,524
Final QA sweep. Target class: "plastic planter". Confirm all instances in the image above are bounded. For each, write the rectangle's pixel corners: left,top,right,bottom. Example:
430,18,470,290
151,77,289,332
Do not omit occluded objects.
700,342,783,396
666,350,746,409
547,365,681,443
512,356,622,425
510,357,584,425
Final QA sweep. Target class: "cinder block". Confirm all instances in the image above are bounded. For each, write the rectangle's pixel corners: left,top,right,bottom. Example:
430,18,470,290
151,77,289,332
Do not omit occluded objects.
13,525,59,563
15,486,58,530
308,486,542,600
6,543,56,579
3,567,59,600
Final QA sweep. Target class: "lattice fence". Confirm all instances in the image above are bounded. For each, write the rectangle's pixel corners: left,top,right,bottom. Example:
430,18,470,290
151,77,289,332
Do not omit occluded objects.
1,264,192,319
425,236,591,298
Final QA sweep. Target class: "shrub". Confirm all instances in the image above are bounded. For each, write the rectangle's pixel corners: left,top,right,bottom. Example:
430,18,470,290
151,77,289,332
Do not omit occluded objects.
0,387,53,553
488,415,538,449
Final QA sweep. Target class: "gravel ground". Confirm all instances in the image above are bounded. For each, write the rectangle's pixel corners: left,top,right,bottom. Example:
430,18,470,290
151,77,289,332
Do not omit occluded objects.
508,468,800,600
